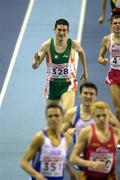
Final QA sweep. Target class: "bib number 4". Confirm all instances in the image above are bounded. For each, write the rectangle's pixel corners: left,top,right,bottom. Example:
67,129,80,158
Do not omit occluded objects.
112,57,117,64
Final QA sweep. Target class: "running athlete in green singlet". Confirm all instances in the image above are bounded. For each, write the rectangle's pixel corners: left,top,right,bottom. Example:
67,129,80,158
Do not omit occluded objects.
48,38,73,100
32,19,88,112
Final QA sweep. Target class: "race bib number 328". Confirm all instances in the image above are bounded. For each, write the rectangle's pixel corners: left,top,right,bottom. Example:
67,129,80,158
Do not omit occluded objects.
50,63,70,78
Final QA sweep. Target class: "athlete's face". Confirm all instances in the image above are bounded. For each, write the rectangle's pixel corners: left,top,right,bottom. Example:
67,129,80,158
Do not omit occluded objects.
54,24,69,41
79,87,97,106
112,18,120,33
93,108,109,129
46,108,63,130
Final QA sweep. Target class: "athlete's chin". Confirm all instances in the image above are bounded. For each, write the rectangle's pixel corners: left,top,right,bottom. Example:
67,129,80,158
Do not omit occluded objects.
84,101,92,106
98,122,106,129
58,36,64,41
50,125,59,130
113,29,120,33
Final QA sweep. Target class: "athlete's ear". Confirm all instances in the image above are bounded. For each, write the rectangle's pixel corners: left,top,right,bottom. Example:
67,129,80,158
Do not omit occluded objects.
67,28,70,33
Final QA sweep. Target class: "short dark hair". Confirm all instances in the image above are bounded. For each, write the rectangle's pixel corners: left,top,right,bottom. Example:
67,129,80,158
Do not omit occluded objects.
79,81,98,95
45,103,64,115
109,10,120,22
54,19,69,29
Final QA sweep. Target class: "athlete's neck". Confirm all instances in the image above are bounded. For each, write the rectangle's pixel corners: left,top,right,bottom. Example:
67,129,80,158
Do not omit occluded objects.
96,123,109,133
81,104,91,114
54,38,67,47
113,33,120,39
47,128,61,138
95,124,111,143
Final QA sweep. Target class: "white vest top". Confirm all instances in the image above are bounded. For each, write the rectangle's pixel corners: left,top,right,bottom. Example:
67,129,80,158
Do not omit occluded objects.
109,33,120,70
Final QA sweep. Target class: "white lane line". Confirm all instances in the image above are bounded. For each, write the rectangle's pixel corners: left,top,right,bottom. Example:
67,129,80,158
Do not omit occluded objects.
0,0,35,108
75,0,87,70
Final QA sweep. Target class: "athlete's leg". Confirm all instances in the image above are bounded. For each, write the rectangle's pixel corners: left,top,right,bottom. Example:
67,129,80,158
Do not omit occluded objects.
61,91,75,112
110,84,120,122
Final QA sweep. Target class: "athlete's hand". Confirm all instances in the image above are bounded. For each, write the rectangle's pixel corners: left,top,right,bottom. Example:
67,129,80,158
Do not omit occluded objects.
66,128,75,136
36,173,47,180
98,58,108,66
32,53,40,69
90,160,106,171
98,16,105,24
101,58,108,66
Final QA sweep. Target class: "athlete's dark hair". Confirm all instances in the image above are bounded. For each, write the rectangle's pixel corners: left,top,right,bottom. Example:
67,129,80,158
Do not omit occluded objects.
79,81,98,95
54,19,69,29
46,103,64,115
109,10,120,23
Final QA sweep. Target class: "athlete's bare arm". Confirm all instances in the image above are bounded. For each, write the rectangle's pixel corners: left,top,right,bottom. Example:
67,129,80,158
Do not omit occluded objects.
98,0,107,24
109,110,120,128
64,131,76,177
70,126,106,170
20,132,46,180
72,40,88,80
98,35,109,65
62,107,77,132
70,126,91,166
113,127,120,144
32,39,50,69
64,131,74,148
117,129,120,144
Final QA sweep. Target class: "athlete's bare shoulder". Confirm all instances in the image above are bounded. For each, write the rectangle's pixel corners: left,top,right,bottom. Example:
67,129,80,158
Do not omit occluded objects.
102,35,110,44
35,131,44,138
41,39,51,51
113,126,120,136
100,35,110,50
82,124,92,133
32,131,45,148
64,106,77,125
72,40,81,49
77,125,92,144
